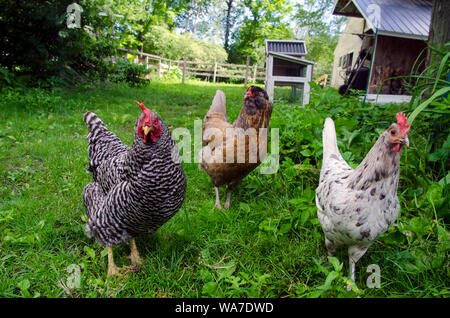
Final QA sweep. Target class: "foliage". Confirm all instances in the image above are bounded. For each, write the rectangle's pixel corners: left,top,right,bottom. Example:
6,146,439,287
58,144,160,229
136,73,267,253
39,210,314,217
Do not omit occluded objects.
143,26,227,63
107,59,151,87
293,0,346,37
304,33,340,65
227,0,293,65
293,0,346,66
113,0,187,51
406,42,450,126
0,0,116,86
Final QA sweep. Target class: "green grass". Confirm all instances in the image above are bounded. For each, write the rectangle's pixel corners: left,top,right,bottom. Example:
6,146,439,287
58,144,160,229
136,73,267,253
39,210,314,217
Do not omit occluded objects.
0,79,448,298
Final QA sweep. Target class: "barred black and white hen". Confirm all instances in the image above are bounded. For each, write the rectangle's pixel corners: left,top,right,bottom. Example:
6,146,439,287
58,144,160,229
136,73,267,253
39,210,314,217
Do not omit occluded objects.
82,101,186,277
315,113,410,287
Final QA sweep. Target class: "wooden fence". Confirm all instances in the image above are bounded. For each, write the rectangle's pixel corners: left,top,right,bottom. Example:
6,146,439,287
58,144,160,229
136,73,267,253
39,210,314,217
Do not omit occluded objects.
312,63,333,87
118,48,332,86
118,48,265,84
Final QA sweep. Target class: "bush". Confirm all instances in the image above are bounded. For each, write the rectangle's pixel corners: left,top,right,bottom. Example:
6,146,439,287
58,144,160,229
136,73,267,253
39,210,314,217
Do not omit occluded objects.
108,59,150,87
0,0,116,87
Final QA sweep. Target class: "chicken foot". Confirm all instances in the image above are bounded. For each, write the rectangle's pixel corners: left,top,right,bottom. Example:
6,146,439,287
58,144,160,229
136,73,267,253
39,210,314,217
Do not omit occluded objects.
107,246,122,277
347,245,369,291
214,187,232,209
214,187,222,209
128,238,143,266
106,239,143,278
224,189,232,209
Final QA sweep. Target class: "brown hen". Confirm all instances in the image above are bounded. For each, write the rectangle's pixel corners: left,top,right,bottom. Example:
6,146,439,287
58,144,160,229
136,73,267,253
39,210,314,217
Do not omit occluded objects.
199,86,273,208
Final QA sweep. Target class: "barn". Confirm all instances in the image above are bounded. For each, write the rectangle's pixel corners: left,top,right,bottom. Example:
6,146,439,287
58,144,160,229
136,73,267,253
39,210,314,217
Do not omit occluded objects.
331,0,432,104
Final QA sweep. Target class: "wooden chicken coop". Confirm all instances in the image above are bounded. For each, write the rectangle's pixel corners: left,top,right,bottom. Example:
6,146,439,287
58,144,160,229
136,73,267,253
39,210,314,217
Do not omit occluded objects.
265,40,314,106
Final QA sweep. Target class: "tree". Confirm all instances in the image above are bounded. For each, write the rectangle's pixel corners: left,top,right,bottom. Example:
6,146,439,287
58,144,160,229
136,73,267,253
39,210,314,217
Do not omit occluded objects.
176,0,210,34
293,0,346,37
0,0,115,84
292,0,346,65
224,0,236,52
426,0,450,66
228,0,292,64
115,0,187,52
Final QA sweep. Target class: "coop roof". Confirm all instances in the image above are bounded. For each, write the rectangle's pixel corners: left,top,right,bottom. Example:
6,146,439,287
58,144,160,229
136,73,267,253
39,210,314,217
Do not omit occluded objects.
270,52,315,65
265,40,307,56
333,0,432,40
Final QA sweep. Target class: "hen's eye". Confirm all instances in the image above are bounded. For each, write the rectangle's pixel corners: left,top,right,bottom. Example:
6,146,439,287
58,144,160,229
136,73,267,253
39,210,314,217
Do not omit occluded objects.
391,130,396,136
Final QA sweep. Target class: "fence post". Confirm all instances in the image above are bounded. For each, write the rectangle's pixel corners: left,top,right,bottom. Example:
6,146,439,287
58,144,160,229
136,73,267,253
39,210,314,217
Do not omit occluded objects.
213,62,217,83
244,55,250,86
252,64,257,83
182,54,187,84
145,56,149,79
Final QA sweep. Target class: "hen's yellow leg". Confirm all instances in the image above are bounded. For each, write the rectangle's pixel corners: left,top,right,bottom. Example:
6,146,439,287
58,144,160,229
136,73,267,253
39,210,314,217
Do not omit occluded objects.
128,239,143,265
107,246,121,277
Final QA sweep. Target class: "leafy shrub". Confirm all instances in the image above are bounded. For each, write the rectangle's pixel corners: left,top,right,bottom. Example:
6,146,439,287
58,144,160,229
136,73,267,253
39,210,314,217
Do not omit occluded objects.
108,59,150,87
0,0,116,87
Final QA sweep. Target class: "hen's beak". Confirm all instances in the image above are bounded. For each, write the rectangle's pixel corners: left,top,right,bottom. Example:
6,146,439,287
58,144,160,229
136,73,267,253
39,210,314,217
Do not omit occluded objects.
143,126,152,136
401,136,409,147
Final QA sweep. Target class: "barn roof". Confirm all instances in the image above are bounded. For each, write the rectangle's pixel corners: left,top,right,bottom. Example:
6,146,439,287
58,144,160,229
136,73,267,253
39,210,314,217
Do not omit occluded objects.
265,40,307,56
333,0,432,40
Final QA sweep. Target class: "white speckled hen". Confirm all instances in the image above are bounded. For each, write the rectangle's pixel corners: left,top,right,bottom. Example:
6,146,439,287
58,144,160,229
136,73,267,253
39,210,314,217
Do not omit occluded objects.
315,113,410,286
82,101,186,277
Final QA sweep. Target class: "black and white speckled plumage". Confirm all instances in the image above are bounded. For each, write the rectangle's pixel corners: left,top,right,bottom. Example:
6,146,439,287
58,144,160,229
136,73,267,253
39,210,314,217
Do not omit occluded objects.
82,112,186,247
316,117,407,280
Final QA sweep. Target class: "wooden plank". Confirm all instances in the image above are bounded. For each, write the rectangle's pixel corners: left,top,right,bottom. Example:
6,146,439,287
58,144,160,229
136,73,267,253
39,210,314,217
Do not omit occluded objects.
184,61,214,66
216,62,248,68
182,54,187,84
216,69,246,74
186,71,213,77
272,76,308,83
213,62,217,83
265,55,274,102
303,64,312,106
244,56,250,86
186,67,215,72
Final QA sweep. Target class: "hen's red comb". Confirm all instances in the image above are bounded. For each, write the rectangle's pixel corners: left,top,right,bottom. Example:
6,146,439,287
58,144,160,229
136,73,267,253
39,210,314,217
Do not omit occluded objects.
246,87,253,97
135,100,151,117
396,112,410,135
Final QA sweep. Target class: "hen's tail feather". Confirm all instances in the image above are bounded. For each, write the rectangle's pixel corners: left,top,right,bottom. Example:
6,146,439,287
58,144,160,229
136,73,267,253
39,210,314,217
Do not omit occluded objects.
322,117,340,162
82,182,104,239
84,112,105,132
83,112,129,178
206,90,228,122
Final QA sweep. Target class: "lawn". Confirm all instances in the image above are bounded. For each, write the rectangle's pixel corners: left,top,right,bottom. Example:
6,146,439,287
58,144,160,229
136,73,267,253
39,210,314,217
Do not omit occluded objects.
0,79,448,298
